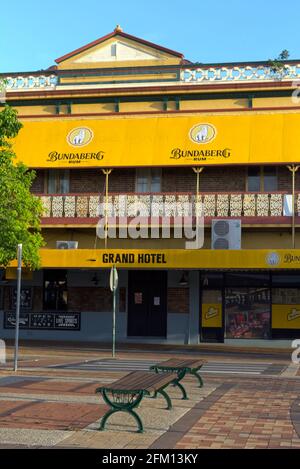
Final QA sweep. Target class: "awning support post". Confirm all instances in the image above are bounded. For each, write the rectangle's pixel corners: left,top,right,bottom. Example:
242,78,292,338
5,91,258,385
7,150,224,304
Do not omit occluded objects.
102,169,112,249
287,165,300,248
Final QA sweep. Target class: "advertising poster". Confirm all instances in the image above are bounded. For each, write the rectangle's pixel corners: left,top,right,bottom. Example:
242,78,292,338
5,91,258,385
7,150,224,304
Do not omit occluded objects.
225,288,270,339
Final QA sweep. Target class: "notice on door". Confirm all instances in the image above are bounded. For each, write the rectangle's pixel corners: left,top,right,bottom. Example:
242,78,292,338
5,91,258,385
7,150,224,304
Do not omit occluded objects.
154,297,160,306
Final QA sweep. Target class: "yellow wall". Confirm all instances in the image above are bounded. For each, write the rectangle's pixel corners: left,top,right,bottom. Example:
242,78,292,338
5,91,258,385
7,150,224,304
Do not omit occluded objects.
120,101,163,112
59,73,178,84
71,103,115,114
253,97,298,108
14,105,56,116
40,229,300,251
180,99,248,110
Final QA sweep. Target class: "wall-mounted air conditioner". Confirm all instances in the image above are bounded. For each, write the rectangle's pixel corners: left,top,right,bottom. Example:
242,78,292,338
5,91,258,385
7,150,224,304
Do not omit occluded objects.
56,241,78,249
211,219,241,250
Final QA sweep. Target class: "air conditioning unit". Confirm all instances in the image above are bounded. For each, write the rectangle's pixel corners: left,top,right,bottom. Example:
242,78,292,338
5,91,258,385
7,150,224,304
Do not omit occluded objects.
211,219,241,250
56,241,78,249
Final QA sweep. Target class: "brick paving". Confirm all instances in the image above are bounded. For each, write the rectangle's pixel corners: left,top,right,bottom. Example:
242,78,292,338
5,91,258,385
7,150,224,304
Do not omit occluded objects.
0,344,299,449
0,400,107,430
174,378,300,449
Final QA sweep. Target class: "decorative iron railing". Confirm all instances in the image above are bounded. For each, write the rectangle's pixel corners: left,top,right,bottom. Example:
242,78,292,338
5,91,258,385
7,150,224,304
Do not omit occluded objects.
39,192,298,219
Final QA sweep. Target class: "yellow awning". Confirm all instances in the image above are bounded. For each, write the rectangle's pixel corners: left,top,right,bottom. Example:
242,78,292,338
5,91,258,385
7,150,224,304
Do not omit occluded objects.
7,248,300,269
13,112,300,168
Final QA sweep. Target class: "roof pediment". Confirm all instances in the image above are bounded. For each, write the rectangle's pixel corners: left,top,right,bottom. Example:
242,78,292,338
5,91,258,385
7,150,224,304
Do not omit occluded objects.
55,26,184,69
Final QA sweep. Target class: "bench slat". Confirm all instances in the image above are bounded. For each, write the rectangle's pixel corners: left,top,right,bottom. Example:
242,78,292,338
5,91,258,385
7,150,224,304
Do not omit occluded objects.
153,359,205,369
97,371,177,393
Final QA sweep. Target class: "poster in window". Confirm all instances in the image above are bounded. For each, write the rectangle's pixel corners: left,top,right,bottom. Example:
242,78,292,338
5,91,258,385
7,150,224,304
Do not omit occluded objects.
4,311,80,330
11,288,32,310
225,287,270,339
4,312,30,329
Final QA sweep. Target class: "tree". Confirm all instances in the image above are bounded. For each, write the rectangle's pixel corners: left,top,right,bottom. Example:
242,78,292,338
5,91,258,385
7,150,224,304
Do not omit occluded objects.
0,105,44,269
268,50,290,80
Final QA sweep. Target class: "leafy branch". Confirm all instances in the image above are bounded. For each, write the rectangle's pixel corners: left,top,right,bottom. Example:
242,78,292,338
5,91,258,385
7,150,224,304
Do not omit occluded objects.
268,50,290,80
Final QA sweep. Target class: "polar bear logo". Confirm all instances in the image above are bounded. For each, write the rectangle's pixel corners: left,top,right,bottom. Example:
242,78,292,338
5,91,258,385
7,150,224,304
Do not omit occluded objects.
189,123,216,144
67,127,93,147
195,125,208,142
72,128,86,145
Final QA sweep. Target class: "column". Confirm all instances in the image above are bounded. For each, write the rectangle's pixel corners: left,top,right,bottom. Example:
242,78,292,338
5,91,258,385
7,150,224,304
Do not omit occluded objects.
187,270,200,344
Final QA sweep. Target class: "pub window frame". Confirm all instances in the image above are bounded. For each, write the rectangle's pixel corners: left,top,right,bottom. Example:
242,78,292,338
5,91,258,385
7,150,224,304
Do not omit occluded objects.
46,169,70,194
135,168,162,193
247,166,278,192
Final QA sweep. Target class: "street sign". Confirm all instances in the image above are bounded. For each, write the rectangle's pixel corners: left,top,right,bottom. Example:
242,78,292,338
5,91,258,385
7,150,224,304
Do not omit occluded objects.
109,265,118,292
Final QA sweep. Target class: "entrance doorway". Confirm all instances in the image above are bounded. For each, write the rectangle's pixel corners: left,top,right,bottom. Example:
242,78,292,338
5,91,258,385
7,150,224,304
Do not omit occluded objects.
127,270,167,337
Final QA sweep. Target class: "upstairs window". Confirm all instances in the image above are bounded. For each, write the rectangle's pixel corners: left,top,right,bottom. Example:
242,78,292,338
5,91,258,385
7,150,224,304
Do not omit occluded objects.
247,166,278,192
47,169,70,194
136,168,161,193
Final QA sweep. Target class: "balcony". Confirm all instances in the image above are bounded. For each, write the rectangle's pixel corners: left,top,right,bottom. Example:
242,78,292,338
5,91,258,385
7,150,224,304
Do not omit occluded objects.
40,192,299,223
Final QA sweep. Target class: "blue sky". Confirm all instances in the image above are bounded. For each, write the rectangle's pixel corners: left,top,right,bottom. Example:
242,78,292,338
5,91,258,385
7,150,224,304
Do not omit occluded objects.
1,0,300,72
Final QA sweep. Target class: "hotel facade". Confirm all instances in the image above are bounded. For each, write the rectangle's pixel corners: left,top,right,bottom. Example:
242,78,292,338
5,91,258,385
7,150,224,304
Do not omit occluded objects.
1,26,300,344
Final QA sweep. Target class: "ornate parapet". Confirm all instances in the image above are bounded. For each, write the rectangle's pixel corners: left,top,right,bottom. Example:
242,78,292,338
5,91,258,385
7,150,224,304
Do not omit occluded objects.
3,74,57,91
181,64,300,83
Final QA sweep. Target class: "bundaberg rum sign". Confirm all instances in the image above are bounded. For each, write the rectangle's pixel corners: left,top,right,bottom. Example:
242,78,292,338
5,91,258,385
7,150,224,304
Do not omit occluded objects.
12,112,300,168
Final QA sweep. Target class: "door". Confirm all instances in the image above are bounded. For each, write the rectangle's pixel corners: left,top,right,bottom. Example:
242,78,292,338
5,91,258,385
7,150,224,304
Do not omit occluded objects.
127,270,167,337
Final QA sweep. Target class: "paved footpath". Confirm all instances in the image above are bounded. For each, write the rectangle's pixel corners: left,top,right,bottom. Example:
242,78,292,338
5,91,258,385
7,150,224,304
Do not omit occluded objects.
0,343,299,449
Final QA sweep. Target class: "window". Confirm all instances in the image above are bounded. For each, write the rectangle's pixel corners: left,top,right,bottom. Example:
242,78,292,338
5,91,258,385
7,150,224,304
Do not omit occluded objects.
47,169,70,194
136,168,161,193
247,166,278,192
272,288,300,304
225,287,270,339
264,167,278,191
247,167,260,192
225,272,270,287
43,270,68,311
272,273,300,287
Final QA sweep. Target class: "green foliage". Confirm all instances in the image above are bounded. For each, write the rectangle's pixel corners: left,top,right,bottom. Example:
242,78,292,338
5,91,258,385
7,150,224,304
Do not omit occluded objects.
0,105,44,269
268,50,290,79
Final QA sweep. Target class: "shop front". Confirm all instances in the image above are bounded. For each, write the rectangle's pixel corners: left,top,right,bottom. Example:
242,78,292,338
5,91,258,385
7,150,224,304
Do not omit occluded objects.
2,249,300,344
200,271,300,342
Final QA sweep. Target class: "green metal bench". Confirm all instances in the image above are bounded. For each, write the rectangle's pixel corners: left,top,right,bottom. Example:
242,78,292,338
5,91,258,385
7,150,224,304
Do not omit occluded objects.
95,370,177,433
150,358,205,400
